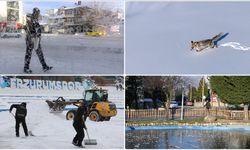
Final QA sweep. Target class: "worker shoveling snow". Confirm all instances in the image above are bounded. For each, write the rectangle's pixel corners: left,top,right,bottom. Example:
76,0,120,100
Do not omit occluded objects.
0,85,124,149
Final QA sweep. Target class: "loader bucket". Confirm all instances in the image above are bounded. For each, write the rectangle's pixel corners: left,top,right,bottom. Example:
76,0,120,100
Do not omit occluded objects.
45,99,66,113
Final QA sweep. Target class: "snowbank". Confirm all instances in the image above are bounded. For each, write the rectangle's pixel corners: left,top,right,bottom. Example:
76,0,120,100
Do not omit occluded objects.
0,86,124,109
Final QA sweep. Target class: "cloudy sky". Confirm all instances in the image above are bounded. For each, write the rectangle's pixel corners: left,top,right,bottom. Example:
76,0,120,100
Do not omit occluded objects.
22,0,124,15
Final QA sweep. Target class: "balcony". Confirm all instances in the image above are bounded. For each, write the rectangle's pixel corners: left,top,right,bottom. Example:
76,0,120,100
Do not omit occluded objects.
7,2,19,9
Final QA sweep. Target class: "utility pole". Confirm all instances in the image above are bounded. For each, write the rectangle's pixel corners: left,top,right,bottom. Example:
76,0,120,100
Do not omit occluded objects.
189,83,192,102
202,77,205,106
181,85,184,120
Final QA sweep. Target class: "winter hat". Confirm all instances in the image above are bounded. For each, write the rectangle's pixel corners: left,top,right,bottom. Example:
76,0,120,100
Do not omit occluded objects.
21,102,27,107
33,7,40,15
33,7,40,19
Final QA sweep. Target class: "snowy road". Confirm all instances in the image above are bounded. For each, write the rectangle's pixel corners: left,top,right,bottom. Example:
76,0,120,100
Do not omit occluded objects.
0,101,124,149
0,34,124,74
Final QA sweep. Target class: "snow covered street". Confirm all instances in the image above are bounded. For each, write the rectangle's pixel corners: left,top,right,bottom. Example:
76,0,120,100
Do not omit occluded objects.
0,34,124,74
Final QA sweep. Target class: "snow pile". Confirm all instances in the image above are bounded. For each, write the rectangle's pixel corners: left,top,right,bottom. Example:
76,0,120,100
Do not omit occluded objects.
0,85,124,109
0,88,83,98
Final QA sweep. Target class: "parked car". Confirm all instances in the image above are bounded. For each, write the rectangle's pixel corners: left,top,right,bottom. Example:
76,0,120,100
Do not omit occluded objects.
133,98,165,109
186,101,193,106
85,31,106,37
169,101,178,109
0,32,21,38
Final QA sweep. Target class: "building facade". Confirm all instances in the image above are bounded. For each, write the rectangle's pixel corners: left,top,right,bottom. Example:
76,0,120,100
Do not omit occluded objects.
42,4,123,34
0,1,23,32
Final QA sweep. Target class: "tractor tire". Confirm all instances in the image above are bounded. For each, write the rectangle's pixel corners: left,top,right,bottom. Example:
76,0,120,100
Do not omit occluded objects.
104,117,111,121
89,111,100,122
99,117,105,122
66,110,76,120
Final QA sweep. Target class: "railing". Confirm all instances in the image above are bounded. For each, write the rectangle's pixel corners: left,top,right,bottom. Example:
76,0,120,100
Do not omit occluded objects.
125,108,250,121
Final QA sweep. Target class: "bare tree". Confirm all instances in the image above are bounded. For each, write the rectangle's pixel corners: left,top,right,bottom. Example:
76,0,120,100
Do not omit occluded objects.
161,76,192,107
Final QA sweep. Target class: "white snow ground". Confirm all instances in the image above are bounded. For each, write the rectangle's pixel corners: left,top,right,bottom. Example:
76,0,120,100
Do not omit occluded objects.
0,86,124,149
0,34,124,74
126,2,250,74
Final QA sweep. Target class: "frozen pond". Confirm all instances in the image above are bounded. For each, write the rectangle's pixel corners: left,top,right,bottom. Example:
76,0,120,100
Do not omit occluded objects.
126,126,250,149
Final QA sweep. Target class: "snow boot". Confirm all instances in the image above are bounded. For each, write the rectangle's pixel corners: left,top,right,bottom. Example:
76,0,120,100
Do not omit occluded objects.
28,131,34,136
77,145,85,148
24,68,32,74
43,66,53,72
72,142,85,148
72,141,78,146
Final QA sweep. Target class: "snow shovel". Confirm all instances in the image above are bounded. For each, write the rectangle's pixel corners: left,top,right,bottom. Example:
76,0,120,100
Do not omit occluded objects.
84,129,97,145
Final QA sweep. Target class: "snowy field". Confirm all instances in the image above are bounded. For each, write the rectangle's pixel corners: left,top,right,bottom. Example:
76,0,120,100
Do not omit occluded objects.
0,34,124,74
0,86,124,149
126,2,250,74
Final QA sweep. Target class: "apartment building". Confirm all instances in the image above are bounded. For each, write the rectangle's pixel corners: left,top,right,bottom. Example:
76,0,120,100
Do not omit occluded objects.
43,4,122,34
0,1,23,32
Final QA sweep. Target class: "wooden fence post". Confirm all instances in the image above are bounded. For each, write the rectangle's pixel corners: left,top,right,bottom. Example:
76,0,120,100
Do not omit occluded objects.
216,107,217,118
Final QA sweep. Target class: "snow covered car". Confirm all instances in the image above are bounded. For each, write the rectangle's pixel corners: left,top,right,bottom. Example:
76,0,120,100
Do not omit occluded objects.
0,32,21,38
169,101,178,109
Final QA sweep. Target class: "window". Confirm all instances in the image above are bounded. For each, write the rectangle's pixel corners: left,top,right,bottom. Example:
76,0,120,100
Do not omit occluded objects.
85,91,93,102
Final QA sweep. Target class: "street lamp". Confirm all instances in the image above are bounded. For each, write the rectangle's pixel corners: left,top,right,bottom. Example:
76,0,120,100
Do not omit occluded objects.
181,85,184,120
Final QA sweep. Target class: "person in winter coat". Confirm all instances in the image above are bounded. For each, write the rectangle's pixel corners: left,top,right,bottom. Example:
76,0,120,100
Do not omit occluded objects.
72,101,88,147
23,7,52,73
9,102,28,137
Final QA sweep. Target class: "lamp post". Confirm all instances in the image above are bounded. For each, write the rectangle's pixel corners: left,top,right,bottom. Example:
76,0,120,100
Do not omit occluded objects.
181,85,184,120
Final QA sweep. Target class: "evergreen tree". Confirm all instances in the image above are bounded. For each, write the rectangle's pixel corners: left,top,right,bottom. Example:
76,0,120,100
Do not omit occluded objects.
210,76,250,120
125,76,143,109
143,77,165,109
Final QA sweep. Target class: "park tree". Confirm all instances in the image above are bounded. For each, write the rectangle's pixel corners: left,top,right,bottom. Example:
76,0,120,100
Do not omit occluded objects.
197,77,209,102
210,76,250,120
143,76,165,109
161,76,190,108
126,76,192,110
188,86,199,102
125,76,143,109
